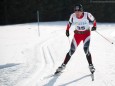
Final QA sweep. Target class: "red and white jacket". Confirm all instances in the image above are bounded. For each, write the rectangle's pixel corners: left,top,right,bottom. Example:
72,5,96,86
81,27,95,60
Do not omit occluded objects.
66,12,96,31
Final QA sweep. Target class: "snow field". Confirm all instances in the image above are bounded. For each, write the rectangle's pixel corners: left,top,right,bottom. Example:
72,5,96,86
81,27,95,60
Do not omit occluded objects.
37,23,115,86
0,22,115,86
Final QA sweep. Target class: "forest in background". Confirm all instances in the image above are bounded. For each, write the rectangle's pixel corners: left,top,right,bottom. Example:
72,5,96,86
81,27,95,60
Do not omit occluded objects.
0,0,115,25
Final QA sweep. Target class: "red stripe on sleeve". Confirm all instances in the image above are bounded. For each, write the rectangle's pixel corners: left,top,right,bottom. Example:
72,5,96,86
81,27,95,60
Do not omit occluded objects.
93,20,96,27
66,23,70,30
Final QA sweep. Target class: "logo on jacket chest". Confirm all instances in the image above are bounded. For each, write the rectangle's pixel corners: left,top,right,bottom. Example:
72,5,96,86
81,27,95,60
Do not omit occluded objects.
75,20,89,30
77,20,88,26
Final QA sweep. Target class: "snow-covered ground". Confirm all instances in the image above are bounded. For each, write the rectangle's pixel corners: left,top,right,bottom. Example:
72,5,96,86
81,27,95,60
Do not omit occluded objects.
0,21,115,86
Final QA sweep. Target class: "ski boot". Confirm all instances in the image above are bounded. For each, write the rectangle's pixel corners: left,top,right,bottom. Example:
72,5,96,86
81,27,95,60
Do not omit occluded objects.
55,63,66,75
89,64,95,74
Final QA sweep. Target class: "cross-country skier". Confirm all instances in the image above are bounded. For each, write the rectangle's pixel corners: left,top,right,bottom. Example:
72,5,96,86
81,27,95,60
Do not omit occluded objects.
55,4,96,74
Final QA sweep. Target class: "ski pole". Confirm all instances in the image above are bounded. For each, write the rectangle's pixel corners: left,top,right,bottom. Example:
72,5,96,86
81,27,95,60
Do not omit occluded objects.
95,31,114,44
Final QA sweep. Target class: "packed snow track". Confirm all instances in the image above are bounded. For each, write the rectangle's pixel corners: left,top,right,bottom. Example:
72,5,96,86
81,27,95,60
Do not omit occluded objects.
0,22,115,86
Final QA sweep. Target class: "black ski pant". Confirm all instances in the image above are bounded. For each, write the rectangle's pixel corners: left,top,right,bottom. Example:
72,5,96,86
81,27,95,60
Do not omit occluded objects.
63,38,93,65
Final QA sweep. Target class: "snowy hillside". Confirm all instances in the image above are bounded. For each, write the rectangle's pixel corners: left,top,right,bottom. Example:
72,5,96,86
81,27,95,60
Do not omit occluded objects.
0,21,115,86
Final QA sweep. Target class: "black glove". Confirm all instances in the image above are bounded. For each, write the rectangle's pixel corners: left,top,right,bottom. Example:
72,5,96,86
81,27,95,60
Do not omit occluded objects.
91,26,96,31
66,30,69,37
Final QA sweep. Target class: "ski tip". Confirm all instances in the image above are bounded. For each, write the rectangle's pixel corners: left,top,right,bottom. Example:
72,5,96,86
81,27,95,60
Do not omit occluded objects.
91,73,94,81
92,78,94,81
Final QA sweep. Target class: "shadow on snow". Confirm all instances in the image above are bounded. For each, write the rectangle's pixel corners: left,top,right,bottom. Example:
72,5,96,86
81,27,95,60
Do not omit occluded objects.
0,63,20,69
59,74,91,86
43,74,91,86
44,76,59,86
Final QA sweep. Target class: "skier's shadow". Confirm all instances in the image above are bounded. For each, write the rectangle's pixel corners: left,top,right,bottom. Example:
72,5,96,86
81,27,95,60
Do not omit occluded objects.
44,76,59,86
59,74,91,86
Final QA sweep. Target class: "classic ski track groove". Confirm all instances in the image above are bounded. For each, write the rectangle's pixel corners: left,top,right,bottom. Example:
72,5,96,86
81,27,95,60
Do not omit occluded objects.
26,30,64,86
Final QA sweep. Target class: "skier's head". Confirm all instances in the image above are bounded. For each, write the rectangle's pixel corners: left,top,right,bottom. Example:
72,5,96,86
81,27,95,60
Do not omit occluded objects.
74,4,83,17
74,4,83,12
